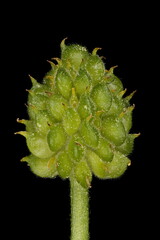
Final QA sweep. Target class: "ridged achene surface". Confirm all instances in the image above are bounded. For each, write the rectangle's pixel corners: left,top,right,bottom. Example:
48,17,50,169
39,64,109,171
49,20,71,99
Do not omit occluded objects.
17,39,138,188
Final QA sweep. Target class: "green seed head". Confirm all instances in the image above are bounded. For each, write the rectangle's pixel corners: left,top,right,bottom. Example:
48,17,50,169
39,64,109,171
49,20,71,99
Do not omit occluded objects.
17,39,139,188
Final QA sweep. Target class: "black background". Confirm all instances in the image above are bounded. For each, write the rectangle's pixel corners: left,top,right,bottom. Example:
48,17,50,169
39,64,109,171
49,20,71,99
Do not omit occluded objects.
1,1,157,239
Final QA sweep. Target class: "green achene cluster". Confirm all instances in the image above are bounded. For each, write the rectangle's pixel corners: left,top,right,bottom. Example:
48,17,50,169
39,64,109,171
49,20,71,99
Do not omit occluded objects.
17,39,139,189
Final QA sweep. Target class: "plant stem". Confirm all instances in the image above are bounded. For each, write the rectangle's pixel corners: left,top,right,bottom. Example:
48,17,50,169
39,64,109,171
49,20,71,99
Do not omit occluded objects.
70,176,89,240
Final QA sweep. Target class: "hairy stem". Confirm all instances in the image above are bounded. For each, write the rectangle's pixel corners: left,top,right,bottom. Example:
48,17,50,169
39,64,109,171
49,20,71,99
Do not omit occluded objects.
70,176,89,240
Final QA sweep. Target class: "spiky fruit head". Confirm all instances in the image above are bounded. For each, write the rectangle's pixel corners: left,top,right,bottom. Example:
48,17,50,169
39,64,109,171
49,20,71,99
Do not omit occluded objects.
17,39,139,189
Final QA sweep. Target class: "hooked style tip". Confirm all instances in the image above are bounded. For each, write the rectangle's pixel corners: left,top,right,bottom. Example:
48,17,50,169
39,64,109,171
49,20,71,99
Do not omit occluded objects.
14,131,27,137
20,156,29,162
125,90,137,101
119,104,135,118
106,65,118,74
60,37,68,51
92,48,102,56
51,57,62,65
46,60,56,68
133,133,141,138
119,88,127,97
28,74,37,86
16,118,27,125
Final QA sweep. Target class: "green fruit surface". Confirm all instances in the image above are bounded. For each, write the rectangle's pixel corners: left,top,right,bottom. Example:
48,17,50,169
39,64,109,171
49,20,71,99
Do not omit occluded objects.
18,39,138,188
